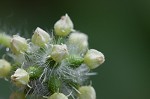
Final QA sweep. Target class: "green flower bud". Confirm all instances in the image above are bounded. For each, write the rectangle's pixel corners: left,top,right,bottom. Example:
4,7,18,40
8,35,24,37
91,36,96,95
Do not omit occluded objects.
68,32,88,51
11,68,29,86
84,49,105,69
0,59,11,78
32,27,51,47
10,35,28,54
0,33,12,47
78,86,96,99
26,66,43,79
48,93,68,99
54,14,73,36
48,76,61,94
51,44,69,62
67,55,84,68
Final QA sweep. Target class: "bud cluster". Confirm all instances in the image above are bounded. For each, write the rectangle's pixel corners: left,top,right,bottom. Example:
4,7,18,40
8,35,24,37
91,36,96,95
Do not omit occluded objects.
0,14,105,99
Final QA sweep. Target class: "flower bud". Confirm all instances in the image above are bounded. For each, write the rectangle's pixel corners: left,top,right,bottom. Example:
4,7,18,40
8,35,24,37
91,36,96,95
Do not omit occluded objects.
26,66,43,79
11,68,29,86
68,32,88,52
67,55,84,68
54,14,73,36
48,93,68,99
0,33,12,47
0,59,11,78
48,76,61,94
51,44,69,62
10,35,28,54
78,86,96,99
84,49,105,69
32,27,51,47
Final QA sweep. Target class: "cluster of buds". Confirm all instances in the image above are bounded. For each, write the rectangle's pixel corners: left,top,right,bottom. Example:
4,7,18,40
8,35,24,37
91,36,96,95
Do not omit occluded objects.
0,14,105,99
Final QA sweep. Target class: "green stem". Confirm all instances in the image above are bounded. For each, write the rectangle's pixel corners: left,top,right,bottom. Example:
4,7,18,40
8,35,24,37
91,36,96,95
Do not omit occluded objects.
0,33,12,47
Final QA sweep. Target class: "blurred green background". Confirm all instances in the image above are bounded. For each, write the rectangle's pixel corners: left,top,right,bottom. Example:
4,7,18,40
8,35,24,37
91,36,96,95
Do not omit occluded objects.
0,0,150,99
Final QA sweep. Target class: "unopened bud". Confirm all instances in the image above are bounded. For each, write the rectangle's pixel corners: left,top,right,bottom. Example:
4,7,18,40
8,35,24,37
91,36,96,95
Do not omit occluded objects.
48,76,61,94
67,55,84,68
10,35,28,54
27,66,43,79
32,27,51,47
11,68,29,86
0,33,12,47
84,49,105,69
48,93,68,99
78,86,96,99
0,59,11,78
68,32,88,52
54,14,73,36
51,44,68,62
